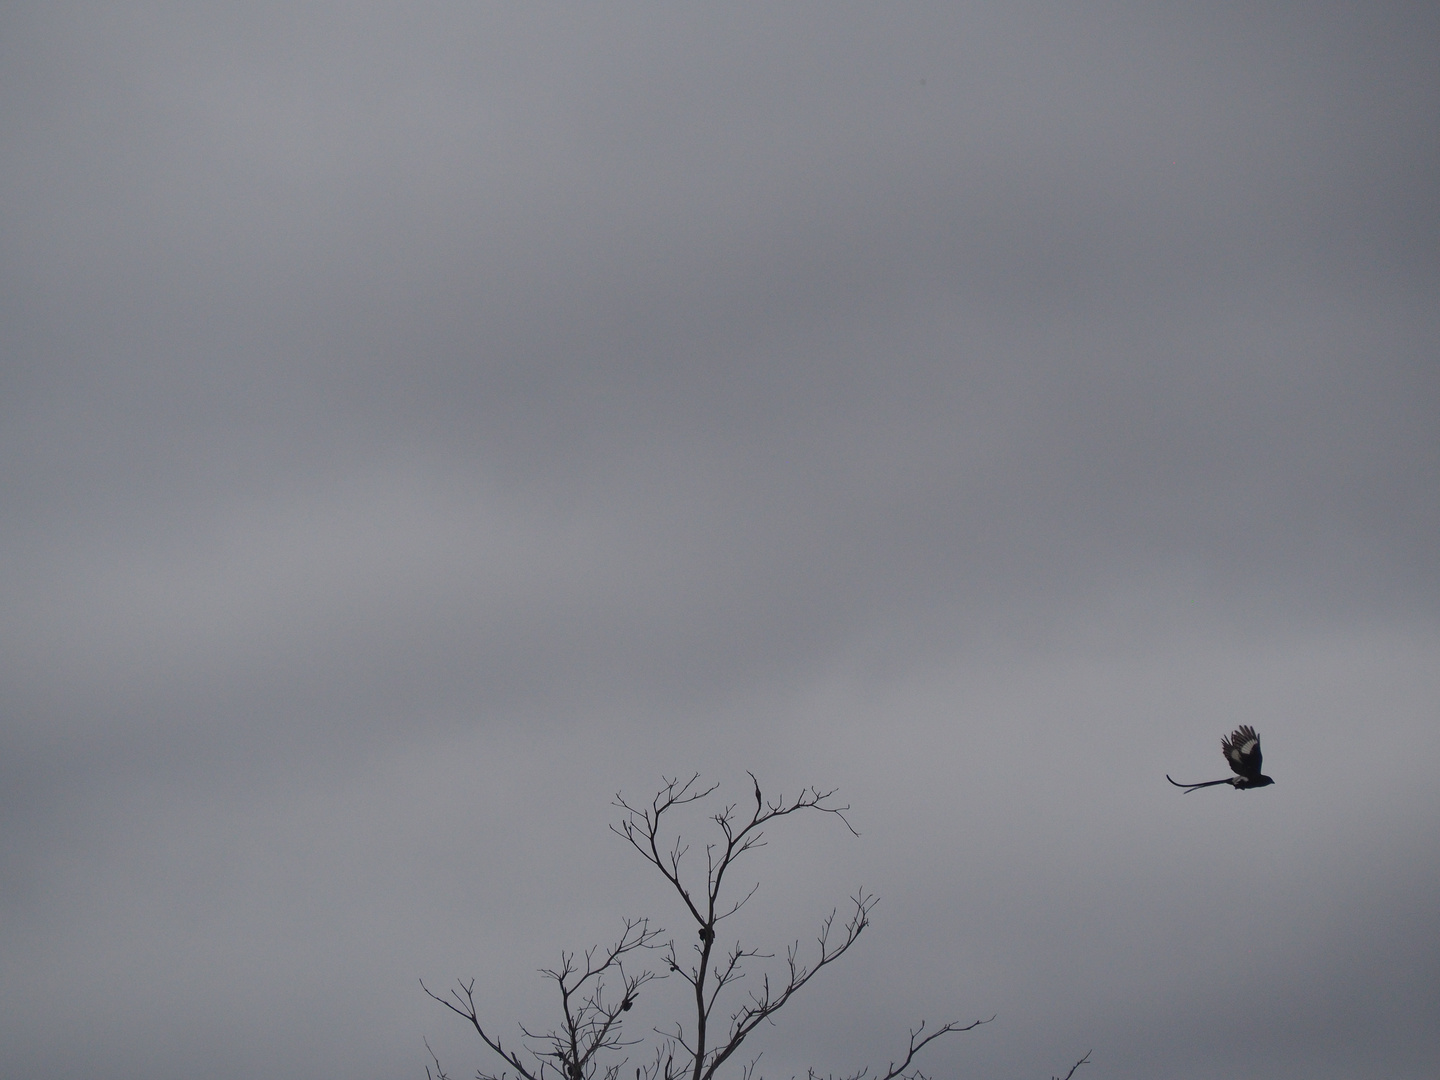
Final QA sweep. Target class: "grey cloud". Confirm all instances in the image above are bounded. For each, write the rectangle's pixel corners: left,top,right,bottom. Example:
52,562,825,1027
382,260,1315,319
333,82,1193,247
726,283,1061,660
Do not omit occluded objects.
2,4,1437,1079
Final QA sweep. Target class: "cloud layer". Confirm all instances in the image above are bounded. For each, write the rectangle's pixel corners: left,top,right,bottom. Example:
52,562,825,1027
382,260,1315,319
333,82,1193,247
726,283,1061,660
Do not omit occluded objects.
2,4,1437,1078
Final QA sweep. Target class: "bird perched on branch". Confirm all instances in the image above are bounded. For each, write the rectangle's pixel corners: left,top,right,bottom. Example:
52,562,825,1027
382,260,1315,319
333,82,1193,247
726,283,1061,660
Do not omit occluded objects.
1168,725,1274,792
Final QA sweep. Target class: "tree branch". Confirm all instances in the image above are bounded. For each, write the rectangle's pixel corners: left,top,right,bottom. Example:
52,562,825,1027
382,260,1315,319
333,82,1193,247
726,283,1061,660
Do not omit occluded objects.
1053,1050,1091,1080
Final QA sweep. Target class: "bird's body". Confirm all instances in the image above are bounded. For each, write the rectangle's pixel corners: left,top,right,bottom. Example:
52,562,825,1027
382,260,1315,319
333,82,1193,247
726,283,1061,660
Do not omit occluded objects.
1168,725,1274,793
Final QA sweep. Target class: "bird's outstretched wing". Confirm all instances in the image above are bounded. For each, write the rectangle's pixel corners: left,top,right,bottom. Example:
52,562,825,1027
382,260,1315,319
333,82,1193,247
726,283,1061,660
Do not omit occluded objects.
1222,725,1263,780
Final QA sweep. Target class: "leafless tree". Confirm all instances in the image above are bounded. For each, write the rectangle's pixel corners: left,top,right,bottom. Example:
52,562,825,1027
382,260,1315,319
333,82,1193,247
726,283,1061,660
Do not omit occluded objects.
423,773,1062,1080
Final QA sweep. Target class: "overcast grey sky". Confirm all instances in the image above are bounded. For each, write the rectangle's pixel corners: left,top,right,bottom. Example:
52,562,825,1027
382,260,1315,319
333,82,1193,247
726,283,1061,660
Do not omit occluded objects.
2,4,1438,1078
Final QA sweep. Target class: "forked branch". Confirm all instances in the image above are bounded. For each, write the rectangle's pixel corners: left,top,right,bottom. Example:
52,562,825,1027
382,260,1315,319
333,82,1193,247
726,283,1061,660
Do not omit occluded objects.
422,917,664,1080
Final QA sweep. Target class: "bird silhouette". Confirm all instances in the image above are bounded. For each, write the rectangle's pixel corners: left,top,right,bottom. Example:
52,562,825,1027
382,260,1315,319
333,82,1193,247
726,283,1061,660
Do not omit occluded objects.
1167,725,1274,792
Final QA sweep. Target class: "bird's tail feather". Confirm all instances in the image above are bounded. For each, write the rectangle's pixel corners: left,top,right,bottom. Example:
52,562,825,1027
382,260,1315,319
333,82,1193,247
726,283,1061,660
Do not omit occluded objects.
1166,775,1232,793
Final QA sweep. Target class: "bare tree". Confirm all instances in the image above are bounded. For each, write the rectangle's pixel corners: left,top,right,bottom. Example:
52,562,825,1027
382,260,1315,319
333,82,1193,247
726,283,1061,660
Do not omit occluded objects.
423,773,999,1080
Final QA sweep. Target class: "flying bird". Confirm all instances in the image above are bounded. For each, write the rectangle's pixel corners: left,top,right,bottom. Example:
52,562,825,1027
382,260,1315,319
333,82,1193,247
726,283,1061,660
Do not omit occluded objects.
1167,725,1274,793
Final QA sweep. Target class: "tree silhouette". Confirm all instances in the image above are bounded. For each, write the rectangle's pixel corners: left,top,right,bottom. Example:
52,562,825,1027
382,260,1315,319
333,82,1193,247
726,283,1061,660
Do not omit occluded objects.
422,773,1085,1080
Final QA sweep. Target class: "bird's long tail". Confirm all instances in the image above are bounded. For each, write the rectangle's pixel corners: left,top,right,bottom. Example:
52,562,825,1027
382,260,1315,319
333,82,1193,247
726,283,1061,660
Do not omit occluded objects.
1166,775,1232,793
